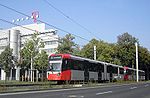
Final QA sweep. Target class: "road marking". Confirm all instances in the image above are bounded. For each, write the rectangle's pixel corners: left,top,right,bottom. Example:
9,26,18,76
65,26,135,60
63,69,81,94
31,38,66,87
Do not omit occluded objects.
96,91,112,95
68,95,78,98
144,84,149,87
68,95,84,98
130,87,137,90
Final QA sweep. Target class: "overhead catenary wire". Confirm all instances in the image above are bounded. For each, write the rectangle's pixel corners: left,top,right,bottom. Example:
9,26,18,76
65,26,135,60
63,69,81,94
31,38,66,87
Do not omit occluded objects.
0,18,86,48
0,18,38,33
0,3,90,42
43,0,100,40
37,20,89,42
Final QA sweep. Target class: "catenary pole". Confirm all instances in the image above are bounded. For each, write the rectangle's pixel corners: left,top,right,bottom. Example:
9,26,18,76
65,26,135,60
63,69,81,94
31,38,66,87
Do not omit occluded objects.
135,42,139,82
94,46,96,60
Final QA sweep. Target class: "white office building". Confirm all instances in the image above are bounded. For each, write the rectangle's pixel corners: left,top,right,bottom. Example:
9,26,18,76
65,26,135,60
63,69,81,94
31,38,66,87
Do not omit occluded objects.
0,23,59,80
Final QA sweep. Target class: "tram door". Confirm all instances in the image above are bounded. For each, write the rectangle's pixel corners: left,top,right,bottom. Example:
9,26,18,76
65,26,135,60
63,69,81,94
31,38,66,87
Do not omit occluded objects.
109,66,113,82
84,61,89,82
107,66,113,82
98,64,103,82
0,68,1,80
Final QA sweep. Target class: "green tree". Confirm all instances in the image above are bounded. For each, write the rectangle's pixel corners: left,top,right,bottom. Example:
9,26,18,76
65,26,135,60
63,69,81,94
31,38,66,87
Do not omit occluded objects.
117,32,138,45
20,33,44,82
80,39,99,59
34,50,48,81
116,32,138,68
0,46,13,81
80,39,120,64
138,46,150,80
57,34,79,55
98,43,121,65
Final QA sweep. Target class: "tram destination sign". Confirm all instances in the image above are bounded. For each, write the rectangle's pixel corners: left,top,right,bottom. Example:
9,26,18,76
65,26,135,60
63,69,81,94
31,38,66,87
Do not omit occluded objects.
50,55,62,60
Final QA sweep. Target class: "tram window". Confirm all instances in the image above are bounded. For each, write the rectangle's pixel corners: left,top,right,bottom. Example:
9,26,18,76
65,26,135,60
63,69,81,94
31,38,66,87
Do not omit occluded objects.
69,59,76,70
98,64,104,72
75,60,84,70
77,61,84,70
107,66,112,73
73,60,79,70
119,68,124,74
93,63,99,71
68,59,73,69
89,63,93,71
94,63,99,71
62,59,69,71
112,67,118,74
88,63,98,72
101,65,104,72
64,59,84,71
83,61,88,69
126,70,132,75
89,63,92,71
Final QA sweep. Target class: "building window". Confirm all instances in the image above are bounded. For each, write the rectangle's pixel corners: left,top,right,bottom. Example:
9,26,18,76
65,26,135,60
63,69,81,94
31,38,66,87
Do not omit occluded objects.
0,46,6,50
45,48,56,54
45,41,57,45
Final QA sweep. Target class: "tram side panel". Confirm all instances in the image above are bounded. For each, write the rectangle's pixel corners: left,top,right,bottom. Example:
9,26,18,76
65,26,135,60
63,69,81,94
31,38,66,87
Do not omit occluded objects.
89,71,98,81
71,70,84,80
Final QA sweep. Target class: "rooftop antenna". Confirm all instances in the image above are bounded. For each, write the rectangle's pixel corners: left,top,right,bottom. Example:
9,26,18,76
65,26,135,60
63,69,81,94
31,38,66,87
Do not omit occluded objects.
32,11,39,23
12,11,39,23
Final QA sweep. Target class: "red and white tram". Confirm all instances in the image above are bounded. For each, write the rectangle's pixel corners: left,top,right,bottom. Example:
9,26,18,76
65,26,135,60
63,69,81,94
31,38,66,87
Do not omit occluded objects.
47,54,145,83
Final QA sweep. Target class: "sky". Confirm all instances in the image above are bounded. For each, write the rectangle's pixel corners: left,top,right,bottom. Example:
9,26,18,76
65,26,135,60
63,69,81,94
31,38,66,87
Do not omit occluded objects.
0,0,150,50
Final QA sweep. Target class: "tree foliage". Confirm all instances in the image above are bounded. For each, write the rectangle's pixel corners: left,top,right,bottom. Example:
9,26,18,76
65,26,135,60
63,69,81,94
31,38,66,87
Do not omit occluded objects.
117,32,138,45
0,46,13,77
80,39,121,64
34,50,48,70
20,33,44,69
138,46,150,80
34,50,48,81
57,34,79,55
80,39,99,59
116,32,138,68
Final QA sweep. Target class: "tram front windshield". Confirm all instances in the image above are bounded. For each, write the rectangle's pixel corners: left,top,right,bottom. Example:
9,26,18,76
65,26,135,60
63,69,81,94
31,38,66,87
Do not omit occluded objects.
48,63,61,72
48,55,62,72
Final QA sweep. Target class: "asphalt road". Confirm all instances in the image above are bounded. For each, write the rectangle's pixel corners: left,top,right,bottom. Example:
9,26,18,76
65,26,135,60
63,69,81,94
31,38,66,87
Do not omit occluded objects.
0,82,150,98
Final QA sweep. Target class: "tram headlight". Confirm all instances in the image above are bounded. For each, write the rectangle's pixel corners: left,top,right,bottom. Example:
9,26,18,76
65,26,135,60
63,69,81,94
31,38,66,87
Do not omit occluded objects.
57,73,60,76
